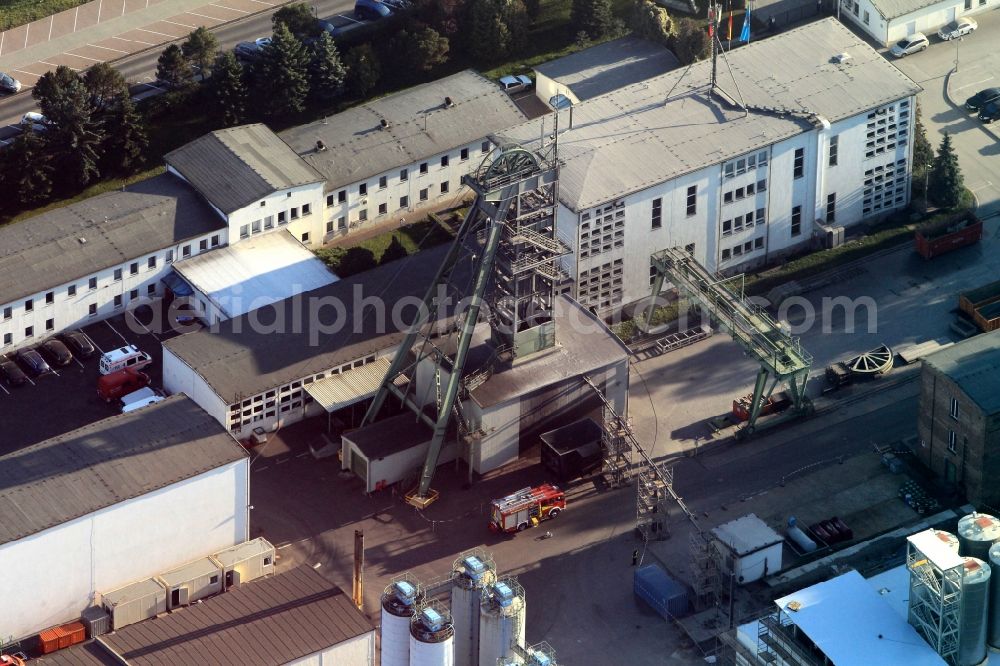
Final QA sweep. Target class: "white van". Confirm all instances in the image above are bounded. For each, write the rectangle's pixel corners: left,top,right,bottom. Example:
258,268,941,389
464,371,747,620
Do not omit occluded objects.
121,395,165,413
120,386,157,407
100,345,152,375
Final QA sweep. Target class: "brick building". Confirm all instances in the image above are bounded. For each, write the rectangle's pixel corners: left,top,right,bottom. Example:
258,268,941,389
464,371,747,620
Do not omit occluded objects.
917,331,1000,509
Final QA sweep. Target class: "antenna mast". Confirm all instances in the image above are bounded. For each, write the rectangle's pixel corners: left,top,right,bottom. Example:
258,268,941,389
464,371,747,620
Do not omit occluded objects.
708,1,719,92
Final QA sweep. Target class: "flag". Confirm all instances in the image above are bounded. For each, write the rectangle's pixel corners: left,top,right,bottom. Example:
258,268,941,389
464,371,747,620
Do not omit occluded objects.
740,0,752,42
728,1,734,41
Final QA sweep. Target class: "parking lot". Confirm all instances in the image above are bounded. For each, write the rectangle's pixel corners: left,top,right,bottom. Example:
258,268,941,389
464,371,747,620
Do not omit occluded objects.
0,304,186,455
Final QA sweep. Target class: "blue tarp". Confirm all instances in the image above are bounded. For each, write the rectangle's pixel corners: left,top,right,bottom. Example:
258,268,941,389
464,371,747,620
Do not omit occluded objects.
161,271,194,297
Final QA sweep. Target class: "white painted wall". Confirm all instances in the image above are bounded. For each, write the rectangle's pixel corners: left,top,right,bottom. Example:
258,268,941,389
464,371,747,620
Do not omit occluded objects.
0,459,249,640
477,400,521,473
533,73,581,110
285,631,376,666
844,0,995,45
227,182,326,247
732,542,783,584
162,348,230,427
0,229,227,353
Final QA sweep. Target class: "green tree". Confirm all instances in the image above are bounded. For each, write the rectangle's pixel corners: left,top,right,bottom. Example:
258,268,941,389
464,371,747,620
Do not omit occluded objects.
630,0,674,45
33,65,86,123
211,52,248,126
929,132,965,209
156,44,195,89
464,0,528,62
913,102,934,198
0,129,53,208
380,236,409,263
345,43,381,98
672,18,710,65
182,26,219,77
273,2,320,40
309,31,347,104
253,23,310,117
407,27,450,72
101,94,147,175
571,0,615,40
83,62,128,109
33,65,104,191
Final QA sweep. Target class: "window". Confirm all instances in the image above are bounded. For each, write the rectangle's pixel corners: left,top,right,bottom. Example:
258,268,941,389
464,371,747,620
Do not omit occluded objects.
327,193,334,207
148,256,157,269
25,326,32,337
482,141,490,153
744,241,752,253
441,155,449,167
45,318,54,331
147,284,156,295
964,0,971,8
651,197,662,229
265,215,275,230
260,201,266,207
240,224,250,239
461,147,469,161
400,168,408,182
278,211,287,225
724,191,733,205
89,277,98,290
722,219,732,236
338,216,347,230
301,232,310,243
685,243,696,255
200,239,208,251
420,162,428,174
441,181,450,194
338,190,347,203
757,179,767,192
736,187,745,200
326,221,334,233
746,183,755,196
68,285,76,297
791,205,802,237
826,193,837,224
863,10,869,23
166,250,174,263
114,268,123,281
359,209,368,222
793,148,804,179
114,295,122,308
212,235,220,247
287,192,292,198
724,162,734,179
359,183,368,196
45,291,54,305
948,429,957,453
291,207,299,220
252,219,261,234
755,237,764,249
379,175,387,189
722,248,731,260
130,262,138,275
2,333,10,346
400,195,409,208
829,135,839,167
182,245,191,257
950,398,960,419
756,208,766,224
302,203,311,216
686,185,697,216
420,188,429,202
379,203,387,215
130,289,138,300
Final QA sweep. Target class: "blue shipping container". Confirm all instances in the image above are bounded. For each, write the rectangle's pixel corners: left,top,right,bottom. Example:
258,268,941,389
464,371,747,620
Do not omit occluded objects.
634,564,689,619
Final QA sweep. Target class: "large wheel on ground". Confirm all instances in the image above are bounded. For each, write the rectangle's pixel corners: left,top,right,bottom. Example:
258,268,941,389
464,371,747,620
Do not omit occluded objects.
517,522,529,532
548,508,561,519
847,344,894,377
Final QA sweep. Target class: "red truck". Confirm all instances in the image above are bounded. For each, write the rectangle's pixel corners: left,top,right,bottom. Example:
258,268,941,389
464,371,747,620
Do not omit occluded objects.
489,484,566,533
914,210,982,259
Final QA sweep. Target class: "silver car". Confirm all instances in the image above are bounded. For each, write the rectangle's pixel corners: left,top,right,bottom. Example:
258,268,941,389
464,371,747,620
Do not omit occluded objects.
0,72,21,94
938,17,976,41
889,33,928,57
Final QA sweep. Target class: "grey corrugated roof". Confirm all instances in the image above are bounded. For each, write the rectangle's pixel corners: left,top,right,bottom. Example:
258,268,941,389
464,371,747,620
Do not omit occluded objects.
533,36,678,101
163,244,458,404
35,641,121,665
498,18,922,212
0,394,247,546
165,124,325,214
100,565,373,665
869,0,940,20
0,174,225,307
280,70,527,191
923,330,1000,415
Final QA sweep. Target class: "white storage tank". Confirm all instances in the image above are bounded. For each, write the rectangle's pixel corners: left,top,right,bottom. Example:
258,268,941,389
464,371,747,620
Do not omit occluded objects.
410,603,455,666
987,543,1000,650
958,557,990,666
479,577,526,666
450,549,496,666
958,513,1000,561
382,577,422,666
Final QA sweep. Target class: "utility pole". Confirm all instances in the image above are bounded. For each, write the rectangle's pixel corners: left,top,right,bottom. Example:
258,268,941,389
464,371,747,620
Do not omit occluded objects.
352,529,364,609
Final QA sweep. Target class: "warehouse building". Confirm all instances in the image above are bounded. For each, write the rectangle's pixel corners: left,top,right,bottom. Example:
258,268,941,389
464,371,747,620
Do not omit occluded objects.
37,565,375,666
840,0,995,47
917,330,1000,510
0,394,249,641
0,174,226,352
279,70,527,244
501,18,922,315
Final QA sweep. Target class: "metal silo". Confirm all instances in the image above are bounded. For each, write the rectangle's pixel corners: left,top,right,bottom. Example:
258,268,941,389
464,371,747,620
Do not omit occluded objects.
410,602,455,666
450,548,496,666
479,577,526,666
958,513,1000,560
958,557,991,666
988,543,1000,650
382,575,422,666
929,529,960,553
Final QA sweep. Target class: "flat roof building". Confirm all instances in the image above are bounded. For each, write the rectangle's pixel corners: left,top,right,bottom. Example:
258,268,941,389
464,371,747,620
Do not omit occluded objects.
0,394,249,640
841,0,997,47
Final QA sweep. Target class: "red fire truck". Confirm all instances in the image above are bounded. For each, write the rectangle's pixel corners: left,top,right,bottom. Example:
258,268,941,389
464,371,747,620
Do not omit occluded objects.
489,484,566,533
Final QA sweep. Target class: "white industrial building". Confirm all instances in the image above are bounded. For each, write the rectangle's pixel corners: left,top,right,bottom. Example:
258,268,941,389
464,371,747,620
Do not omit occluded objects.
0,174,226,352
840,0,994,47
711,514,784,585
0,394,249,640
279,70,527,244
502,18,922,315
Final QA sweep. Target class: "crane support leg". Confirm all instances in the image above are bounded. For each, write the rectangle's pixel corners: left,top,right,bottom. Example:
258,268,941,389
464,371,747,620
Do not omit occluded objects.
745,368,774,432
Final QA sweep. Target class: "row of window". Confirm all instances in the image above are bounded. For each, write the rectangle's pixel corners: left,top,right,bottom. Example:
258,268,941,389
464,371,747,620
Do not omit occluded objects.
723,151,769,179
722,208,766,236
581,207,626,260
866,103,910,160
724,179,766,205
578,259,624,310
240,206,311,240
721,237,765,262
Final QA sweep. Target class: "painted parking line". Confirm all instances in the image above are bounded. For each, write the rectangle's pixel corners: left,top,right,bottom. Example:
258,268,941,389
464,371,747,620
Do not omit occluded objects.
211,3,249,13
160,19,198,29
25,376,35,387
89,336,105,354
183,10,228,21
73,357,85,369
49,368,60,377
65,52,103,62
135,27,177,38
0,382,9,395
126,310,160,341
38,60,62,68
954,77,994,92
104,319,130,345
87,42,130,54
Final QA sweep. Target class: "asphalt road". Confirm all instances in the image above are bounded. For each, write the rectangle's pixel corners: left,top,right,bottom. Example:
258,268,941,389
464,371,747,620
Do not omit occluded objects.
0,0,359,139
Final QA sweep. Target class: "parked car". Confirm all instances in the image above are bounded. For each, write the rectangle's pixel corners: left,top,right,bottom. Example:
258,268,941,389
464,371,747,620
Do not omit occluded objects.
20,111,49,132
889,33,929,57
97,368,150,402
234,37,271,60
355,0,391,20
60,330,96,359
40,339,73,367
499,74,533,94
978,101,1000,123
15,348,51,376
965,87,1000,112
0,359,27,386
122,395,165,413
99,344,152,375
0,72,21,94
938,17,977,41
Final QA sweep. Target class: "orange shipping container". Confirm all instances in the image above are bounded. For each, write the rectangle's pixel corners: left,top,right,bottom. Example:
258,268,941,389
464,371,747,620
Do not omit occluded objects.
38,628,60,654
59,622,86,647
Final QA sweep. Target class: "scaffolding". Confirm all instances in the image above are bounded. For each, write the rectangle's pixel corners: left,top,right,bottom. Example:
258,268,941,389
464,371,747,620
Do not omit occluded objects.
646,247,812,434
690,530,722,610
907,536,965,664
755,612,823,666
600,402,631,488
